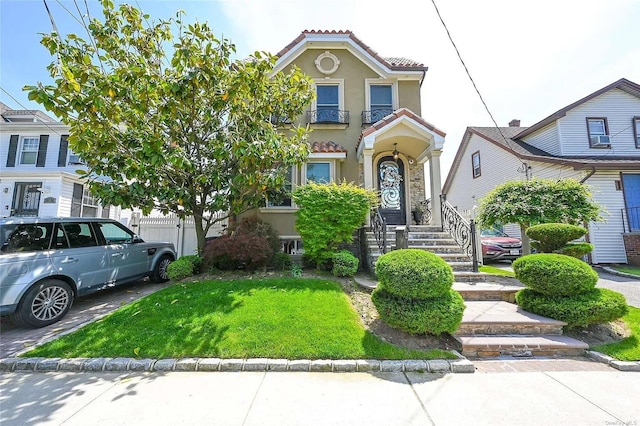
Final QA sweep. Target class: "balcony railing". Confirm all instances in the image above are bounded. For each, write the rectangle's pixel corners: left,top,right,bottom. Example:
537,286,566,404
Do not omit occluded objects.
269,115,293,126
622,206,640,232
361,108,394,125
306,109,349,125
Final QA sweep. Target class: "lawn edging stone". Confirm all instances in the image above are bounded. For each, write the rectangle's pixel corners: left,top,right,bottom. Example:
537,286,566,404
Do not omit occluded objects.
587,350,640,371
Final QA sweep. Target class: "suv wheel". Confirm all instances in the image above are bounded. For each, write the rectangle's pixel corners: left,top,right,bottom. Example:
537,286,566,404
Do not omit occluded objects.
10,279,74,328
151,255,173,283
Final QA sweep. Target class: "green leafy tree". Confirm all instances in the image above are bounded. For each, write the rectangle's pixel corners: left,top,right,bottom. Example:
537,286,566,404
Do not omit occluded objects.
293,181,378,267
25,0,314,253
477,178,602,254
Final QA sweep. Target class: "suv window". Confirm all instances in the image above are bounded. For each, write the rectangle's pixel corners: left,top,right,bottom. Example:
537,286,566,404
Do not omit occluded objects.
97,221,135,244
0,223,54,253
62,222,98,248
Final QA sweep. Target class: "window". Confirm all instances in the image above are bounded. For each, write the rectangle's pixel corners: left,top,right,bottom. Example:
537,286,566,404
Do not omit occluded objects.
634,117,640,148
471,151,481,178
20,137,40,165
98,221,135,245
62,222,98,248
316,85,339,123
370,85,393,122
305,162,331,183
267,166,294,208
71,183,99,217
586,117,610,147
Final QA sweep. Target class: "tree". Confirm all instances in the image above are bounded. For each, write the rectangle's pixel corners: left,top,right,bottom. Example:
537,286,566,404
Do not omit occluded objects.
25,0,314,253
477,178,602,254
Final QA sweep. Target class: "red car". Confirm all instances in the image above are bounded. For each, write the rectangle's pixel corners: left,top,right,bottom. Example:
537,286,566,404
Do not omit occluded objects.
481,229,522,263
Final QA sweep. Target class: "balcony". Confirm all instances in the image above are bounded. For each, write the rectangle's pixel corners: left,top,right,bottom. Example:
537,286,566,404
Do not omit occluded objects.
306,109,349,125
269,115,293,126
361,108,394,126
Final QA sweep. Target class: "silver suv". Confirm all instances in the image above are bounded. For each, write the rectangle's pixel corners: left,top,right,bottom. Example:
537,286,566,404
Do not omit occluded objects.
0,217,176,328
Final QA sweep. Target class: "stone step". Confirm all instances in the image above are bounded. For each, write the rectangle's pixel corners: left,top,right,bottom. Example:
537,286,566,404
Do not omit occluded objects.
453,282,523,302
455,301,566,336
406,238,459,246
454,335,589,358
454,271,489,283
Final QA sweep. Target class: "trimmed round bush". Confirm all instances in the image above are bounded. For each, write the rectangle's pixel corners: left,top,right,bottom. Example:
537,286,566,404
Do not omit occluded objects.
332,250,359,277
526,223,587,253
558,242,594,259
513,253,598,296
372,288,465,335
167,258,194,281
375,249,454,299
515,288,628,328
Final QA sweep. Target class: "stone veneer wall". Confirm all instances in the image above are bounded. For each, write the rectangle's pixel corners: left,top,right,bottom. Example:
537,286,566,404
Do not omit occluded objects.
408,162,426,211
623,233,640,266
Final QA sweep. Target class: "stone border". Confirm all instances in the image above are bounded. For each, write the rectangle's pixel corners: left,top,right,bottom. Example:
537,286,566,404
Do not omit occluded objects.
586,351,640,372
0,356,475,374
598,266,640,280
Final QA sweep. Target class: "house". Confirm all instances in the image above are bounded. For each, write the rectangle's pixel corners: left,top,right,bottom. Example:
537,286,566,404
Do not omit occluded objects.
0,102,119,219
251,30,447,251
442,78,640,265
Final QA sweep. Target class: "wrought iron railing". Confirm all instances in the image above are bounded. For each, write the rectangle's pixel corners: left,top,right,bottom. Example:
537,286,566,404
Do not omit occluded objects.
306,109,349,125
361,108,394,125
413,198,432,225
622,206,640,232
371,207,387,254
440,195,479,272
269,115,293,126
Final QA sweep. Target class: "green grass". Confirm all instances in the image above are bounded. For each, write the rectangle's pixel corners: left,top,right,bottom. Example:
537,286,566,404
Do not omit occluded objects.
593,306,640,361
610,265,640,277
479,265,515,278
24,278,454,360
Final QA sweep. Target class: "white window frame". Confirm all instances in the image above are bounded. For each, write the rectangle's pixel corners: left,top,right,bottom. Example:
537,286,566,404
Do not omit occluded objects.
471,151,481,178
634,117,640,149
265,165,298,210
303,160,334,184
586,117,609,148
19,137,40,165
81,187,99,217
364,79,399,112
312,79,344,125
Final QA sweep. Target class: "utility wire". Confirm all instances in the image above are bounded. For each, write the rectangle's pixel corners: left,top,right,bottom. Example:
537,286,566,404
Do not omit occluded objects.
0,86,65,136
429,0,530,174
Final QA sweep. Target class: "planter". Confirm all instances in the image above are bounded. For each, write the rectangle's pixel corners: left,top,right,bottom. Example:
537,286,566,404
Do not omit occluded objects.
412,210,424,225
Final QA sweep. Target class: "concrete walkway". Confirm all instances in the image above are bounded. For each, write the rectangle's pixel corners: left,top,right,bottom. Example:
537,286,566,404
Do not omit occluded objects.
1,369,638,425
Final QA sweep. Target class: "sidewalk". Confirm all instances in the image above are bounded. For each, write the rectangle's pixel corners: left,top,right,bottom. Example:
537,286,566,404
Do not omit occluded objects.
1,369,638,425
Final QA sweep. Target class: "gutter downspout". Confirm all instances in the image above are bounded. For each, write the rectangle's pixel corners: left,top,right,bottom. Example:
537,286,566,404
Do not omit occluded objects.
579,166,597,264
579,166,596,183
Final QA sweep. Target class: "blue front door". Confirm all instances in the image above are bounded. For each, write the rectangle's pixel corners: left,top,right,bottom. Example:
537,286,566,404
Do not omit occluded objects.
622,174,640,231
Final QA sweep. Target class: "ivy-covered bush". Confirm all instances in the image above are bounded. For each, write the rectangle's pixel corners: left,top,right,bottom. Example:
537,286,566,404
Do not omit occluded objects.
167,257,195,281
375,249,454,299
203,234,272,271
180,255,203,274
332,250,359,277
372,249,464,335
526,223,587,253
513,253,598,296
372,288,465,334
293,181,378,267
516,288,628,328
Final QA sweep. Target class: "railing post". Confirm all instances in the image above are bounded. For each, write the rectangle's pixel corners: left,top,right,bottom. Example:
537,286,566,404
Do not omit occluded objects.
470,219,479,272
439,194,446,232
395,225,408,250
382,217,387,254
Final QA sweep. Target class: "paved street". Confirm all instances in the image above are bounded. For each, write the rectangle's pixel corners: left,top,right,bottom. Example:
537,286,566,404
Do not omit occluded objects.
596,270,640,308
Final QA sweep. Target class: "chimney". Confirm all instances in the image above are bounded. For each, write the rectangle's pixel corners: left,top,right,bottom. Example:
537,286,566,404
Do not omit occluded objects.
509,119,521,127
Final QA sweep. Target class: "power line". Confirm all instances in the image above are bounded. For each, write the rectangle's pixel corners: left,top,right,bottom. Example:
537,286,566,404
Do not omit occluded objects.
0,86,65,136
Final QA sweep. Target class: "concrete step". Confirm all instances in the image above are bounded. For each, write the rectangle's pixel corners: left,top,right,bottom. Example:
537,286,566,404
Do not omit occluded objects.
455,301,566,336
454,335,589,358
453,282,523,302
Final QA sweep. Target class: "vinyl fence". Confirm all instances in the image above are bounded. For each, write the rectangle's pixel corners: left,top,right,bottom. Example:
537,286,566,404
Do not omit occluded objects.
131,213,227,257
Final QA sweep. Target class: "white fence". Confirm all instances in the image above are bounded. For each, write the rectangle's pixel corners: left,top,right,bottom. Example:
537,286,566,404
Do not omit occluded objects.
130,214,227,257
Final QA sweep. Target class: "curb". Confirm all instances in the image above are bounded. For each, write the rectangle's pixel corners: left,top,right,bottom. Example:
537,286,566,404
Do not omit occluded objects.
0,356,476,374
586,351,640,372
598,266,640,280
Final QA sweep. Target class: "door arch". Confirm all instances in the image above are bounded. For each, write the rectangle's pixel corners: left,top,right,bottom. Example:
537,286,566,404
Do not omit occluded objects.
377,156,405,225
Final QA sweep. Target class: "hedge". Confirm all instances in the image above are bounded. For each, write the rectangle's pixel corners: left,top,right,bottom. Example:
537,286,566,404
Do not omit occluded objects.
513,253,598,296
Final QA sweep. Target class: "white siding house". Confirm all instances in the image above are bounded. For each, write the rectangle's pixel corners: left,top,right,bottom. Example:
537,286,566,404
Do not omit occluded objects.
443,78,640,264
0,102,119,219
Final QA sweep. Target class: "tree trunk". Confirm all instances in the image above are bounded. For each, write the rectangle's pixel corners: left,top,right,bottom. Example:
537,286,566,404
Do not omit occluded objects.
520,223,531,255
194,214,207,256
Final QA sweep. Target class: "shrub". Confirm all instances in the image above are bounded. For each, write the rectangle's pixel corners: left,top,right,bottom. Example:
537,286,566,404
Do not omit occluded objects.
180,255,203,274
271,252,292,271
372,288,465,335
375,249,454,299
203,234,272,271
166,258,194,281
513,253,598,296
527,223,588,253
515,288,629,328
558,242,594,259
332,250,359,277
231,217,281,255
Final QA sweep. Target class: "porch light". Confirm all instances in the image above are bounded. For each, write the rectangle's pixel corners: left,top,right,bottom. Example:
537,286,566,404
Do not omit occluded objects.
392,143,399,160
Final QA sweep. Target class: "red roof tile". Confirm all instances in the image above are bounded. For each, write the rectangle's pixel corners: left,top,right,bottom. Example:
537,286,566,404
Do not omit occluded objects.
310,140,348,153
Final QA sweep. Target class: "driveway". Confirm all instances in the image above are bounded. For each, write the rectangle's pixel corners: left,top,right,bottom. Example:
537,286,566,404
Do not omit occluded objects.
596,270,640,308
0,280,173,358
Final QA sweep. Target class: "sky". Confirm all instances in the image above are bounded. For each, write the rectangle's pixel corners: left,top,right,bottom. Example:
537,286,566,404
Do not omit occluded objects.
1,0,639,181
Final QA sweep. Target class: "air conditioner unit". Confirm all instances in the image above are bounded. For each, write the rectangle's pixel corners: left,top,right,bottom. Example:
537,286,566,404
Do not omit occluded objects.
68,154,83,165
591,135,611,146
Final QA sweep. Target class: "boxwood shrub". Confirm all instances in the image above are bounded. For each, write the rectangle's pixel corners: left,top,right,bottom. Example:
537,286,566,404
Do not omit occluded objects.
375,249,454,299
526,223,587,253
372,288,465,335
166,257,194,281
513,253,598,296
515,288,628,328
558,242,594,259
180,255,203,274
332,250,359,277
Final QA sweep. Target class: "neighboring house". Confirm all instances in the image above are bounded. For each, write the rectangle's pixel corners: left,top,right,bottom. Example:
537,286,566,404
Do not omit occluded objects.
443,78,640,265
251,30,447,251
0,102,119,219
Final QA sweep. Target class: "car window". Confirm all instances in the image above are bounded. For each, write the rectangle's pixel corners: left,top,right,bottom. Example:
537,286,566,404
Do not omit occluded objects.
97,222,134,245
62,222,98,248
481,229,508,237
52,224,70,250
0,223,54,253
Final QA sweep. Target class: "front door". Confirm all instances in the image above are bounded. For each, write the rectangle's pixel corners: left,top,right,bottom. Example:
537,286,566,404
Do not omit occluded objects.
11,182,42,217
377,156,406,225
622,174,640,231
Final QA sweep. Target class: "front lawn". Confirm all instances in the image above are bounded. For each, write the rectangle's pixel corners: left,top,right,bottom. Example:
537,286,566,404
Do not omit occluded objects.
609,265,640,277
593,306,640,361
24,278,454,360
479,265,515,278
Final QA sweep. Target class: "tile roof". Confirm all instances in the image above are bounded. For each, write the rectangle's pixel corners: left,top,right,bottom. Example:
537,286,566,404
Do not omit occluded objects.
310,140,348,153
276,30,427,71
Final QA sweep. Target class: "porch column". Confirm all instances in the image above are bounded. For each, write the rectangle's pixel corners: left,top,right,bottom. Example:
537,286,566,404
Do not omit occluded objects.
428,149,443,227
363,149,375,226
